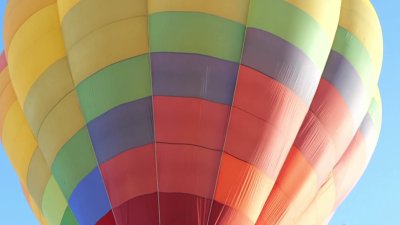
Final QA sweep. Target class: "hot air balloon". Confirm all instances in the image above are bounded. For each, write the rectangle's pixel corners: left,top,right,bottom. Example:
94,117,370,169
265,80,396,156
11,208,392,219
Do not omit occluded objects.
0,0,382,225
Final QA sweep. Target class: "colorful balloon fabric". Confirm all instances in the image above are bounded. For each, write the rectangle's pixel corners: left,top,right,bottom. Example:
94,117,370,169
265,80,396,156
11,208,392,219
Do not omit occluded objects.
0,0,383,225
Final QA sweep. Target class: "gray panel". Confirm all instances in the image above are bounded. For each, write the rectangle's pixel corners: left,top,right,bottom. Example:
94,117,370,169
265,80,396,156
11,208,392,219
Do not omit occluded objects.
323,51,367,119
242,28,321,104
88,97,154,163
151,53,239,105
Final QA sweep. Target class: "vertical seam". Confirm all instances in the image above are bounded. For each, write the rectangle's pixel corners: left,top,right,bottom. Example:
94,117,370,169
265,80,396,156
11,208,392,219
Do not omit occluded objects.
146,1,162,225
54,2,121,225
205,1,254,225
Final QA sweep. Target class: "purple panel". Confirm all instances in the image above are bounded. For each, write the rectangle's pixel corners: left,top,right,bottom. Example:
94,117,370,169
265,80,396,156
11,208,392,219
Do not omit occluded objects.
323,51,367,117
151,53,239,105
69,168,112,225
88,97,154,163
242,28,320,103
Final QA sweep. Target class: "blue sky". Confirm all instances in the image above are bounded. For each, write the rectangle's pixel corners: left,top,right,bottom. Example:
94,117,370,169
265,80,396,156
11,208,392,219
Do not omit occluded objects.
0,1,399,225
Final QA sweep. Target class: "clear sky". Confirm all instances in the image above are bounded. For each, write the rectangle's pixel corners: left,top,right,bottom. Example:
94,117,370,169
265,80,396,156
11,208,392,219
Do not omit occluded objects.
0,1,399,225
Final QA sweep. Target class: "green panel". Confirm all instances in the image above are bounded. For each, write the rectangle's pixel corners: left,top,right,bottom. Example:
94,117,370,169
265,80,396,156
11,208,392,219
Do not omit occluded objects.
52,127,97,199
42,176,68,225
149,12,245,63
77,55,152,122
24,58,75,136
332,27,374,90
27,149,51,208
60,207,79,225
247,0,329,69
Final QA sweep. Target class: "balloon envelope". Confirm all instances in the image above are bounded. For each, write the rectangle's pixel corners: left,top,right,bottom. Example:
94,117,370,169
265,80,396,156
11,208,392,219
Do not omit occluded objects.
0,0,382,225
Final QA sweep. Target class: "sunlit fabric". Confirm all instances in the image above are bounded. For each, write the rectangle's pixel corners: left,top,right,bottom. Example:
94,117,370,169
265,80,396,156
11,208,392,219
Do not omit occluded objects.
0,0,383,225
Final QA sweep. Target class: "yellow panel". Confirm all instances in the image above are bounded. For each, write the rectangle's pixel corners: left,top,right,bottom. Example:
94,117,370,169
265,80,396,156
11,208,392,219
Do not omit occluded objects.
61,0,147,49
21,181,50,225
37,91,85,165
24,58,75,136
3,0,55,50
57,0,80,21
0,83,17,138
7,4,66,105
340,0,383,82
67,17,149,84
286,0,341,40
42,176,68,225
2,102,37,180
149,0,250,24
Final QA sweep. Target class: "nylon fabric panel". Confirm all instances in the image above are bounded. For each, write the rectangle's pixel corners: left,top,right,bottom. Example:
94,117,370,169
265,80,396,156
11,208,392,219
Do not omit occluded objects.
87,98,154,163
255,146,318,225
0,83,16,138
296,91,382,225
294,178,337,225
246,0,338,69
255,74,356,225
96,211,118,225
57,0,79,22
26,150,51,209
322,51,368,126
148,0,250,24
256,2,382,222
2,102,37,180
3,0,55,49
153,96,229,224
51,127,98,199
112,194,159,225
65,14,149,84
60,207,79,225
68,168,114,225
212,153,275,223
331,27,374,89
340,0,383,78
21,183,51,225
286,0,341,39
151,53,239,105
6,4,66,105
23,58,75,136
61,0,147,50
41,176,68,225
154,96,230,150
37,91,85,166
77,55,152,122
149,12,245,63
100,147,157,203
242,28,320,104
148,3,249,224
224,66,309,175
210,65,308,222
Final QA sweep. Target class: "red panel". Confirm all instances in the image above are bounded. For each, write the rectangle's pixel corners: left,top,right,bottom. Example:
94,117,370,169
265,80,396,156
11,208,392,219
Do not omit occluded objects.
225,65,308,177
157,143,221,197
100,144,157,207
210,66,309,223
0,52,6,71
307,79,354,163
113,193,159,225
224,107,285,177
95,210,117,225
153,96,230,150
